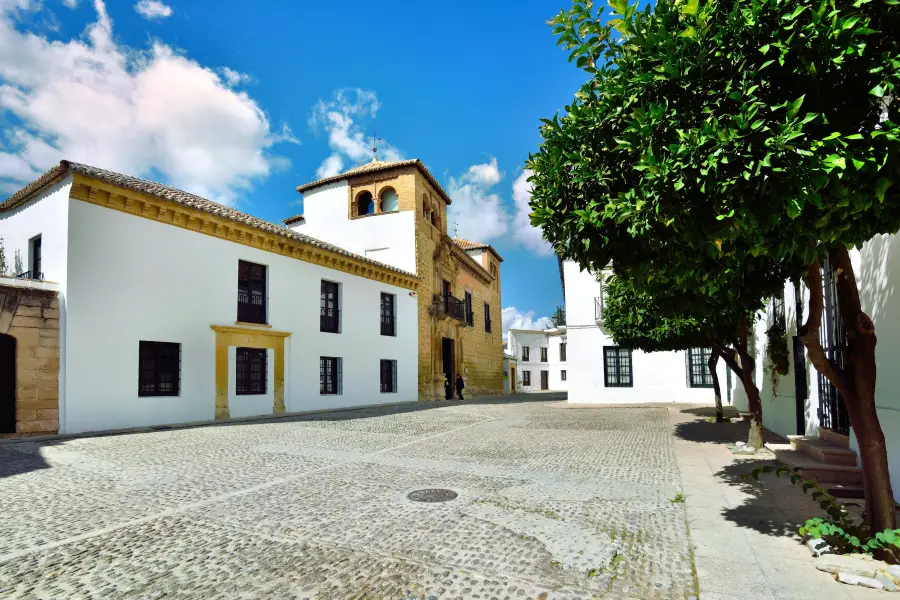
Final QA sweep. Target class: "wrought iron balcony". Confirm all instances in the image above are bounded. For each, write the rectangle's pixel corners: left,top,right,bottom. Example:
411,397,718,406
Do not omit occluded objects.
16,271,44,281
320,307,341,333
434,293,467,323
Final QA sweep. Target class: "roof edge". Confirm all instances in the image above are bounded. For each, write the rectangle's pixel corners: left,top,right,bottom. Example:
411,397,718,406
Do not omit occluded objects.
296,159,453,206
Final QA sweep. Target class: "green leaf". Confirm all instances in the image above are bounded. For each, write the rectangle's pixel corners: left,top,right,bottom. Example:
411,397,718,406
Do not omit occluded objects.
787,199,802,218
784,5,807,20
680,0,699,16
870,84,886,97
609,0,629,16
786,95,805,119
875,178,894,203
716,209,735,221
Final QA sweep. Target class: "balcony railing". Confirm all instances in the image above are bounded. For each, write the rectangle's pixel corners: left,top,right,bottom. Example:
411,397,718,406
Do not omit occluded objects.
381,315,395,337
16,271,44,281
434,293,467,323
321,308,341,333
594,295,604,322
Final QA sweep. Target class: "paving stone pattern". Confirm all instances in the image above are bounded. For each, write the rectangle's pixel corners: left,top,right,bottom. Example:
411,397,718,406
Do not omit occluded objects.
0,399,694,599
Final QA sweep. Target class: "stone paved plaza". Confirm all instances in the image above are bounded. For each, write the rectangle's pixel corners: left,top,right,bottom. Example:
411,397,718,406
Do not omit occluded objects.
0,396,698,600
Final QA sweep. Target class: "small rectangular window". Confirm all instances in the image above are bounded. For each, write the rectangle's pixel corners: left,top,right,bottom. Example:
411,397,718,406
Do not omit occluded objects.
687,347,715,388
522,346,530,361
321,280,340,333
236,347,267,395
464,291,474,326
484,302,492,332
540,347,548,362
237,260,267,324
138,341,180,397
30,235,42,279
380,359,397,393
522,370,531,386
320,356,342,395
381,293,396,337
560,343,567,362
561,370,567,381
603,346,633,388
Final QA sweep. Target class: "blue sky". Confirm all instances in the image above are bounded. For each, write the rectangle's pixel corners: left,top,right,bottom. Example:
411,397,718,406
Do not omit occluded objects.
0,0,588,334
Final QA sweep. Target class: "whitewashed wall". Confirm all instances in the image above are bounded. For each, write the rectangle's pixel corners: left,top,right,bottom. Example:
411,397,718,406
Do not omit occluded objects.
548,333,568,391
290,181,417,274
507,330,550,392
562,260,728,404
0,177,72,426
63,199,417,434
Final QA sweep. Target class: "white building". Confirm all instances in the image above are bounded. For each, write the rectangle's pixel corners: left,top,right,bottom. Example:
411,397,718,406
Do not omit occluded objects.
0,162,420,435
561,259,728,404
507,328,568,392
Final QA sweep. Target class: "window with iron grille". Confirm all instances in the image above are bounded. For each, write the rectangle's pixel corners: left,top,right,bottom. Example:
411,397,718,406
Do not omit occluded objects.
603,346,633,388
561,370,567,381
380,359,397,393
237,260,267,324
522,370,531,386
560,343,567,362
380,293,396,336
686,348,714,388
484,302,492,332
540,347,548,362
818,257,850,434
236,347,267,395
522,346,530,361
138,341,180,397
321,280,340,333
30,235,42,278
320,356,342,395
464,291,474,326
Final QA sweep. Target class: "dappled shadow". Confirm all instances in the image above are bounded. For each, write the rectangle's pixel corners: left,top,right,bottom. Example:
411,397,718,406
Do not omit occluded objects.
0,438,67,479
674,413,785,445
678,405,741,418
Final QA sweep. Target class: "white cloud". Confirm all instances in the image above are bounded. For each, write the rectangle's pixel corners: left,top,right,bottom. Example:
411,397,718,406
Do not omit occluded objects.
502,306,553,339
135,0,171,19
63,0,78,7
446,156,510,242
220,67,253,87
0,0,295,205
309,88,401,178
511,169,552,255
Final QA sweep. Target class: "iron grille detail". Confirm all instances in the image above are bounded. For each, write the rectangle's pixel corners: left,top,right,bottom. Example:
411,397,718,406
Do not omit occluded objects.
687,347,714,388
381,293,396,337
138,341,180,397
604,346,633,388
380,359,397,393
320,356,342,395
236,347,266,395
818,257,851,434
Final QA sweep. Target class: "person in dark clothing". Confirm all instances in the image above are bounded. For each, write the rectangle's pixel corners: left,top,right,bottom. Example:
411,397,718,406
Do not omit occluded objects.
455,375,465,401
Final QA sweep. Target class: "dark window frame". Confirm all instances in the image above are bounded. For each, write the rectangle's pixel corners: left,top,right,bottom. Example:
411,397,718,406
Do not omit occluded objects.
380,293,396,337
30,235,42,278
236,347,267,395
603,346,633,388
380,359,398,393
561,370,567,381
686,347,715,388
237,260,267,324
540,347,548,362
138,341,181,397
522,370,531,386
522,346,530,361
484,302,492,332
560,343,567,362
464,291,474,326
321,280,341,333
320,356,342,395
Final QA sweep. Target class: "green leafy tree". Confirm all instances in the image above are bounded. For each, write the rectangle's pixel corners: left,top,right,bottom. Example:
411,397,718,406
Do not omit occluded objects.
528,0,900,529
0,236,7,276
603,275,750,425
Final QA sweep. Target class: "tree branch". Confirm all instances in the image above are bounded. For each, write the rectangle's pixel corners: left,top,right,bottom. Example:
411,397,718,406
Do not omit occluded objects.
798,260,851,398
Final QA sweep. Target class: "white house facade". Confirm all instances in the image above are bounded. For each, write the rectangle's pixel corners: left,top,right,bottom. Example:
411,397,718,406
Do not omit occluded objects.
0,162,420,435
561,259,729,405
507,328,568,393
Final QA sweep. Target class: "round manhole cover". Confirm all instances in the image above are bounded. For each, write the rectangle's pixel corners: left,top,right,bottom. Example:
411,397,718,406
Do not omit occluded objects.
407,488,458,503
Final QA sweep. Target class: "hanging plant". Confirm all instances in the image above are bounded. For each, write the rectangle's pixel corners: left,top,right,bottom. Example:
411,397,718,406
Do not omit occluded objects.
766,320,790,395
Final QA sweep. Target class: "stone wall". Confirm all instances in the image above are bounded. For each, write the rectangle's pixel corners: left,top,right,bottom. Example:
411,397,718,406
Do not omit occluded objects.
0,278,60,434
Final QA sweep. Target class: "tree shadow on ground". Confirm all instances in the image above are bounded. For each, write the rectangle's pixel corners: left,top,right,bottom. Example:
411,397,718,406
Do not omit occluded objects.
674,412,785,445
0,438,65,480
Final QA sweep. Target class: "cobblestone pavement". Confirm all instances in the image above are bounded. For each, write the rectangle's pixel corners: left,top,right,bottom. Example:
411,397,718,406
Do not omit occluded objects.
0,396,695,599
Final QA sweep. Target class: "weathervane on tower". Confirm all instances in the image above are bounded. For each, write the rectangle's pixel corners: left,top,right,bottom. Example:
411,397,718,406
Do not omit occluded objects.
369,133,383,163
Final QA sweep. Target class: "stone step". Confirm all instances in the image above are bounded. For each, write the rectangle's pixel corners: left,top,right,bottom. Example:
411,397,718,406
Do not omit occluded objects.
788,435,859,467
826,483,866,500
765,444,864,485
820,428,851,449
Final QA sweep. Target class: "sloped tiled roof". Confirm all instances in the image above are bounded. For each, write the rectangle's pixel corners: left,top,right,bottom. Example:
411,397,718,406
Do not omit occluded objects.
283,214,304,225
296,159,453,205
1,161,417,278
452,237,504,262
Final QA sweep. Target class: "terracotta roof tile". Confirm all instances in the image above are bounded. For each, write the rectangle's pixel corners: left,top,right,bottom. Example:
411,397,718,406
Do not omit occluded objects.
296,159,453,206
451,237,504,262
283,214,304,225
1,161,417,278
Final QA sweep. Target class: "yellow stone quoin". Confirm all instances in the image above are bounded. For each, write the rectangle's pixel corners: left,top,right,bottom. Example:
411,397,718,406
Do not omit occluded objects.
210,325,291,420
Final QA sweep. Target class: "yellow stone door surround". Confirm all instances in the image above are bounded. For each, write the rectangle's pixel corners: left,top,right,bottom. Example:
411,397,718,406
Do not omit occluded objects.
210,325,292,420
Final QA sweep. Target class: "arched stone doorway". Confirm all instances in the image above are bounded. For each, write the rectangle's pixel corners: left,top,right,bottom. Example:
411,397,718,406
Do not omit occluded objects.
0,334,15,434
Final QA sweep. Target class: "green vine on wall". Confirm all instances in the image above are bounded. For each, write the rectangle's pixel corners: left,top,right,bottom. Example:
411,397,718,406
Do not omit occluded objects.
766,321,789,396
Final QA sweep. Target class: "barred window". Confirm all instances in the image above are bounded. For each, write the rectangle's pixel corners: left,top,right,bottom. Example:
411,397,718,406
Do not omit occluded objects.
686,347,714,388
560,343,567,362
138,341,180,397
380,359,397,393
236,347,267,395
540,347,548,362
484,302,492,332
561,370,567,381
603,347,633,388
321,280,340,333
381,293,396,337
522,346,530,361
522,370,531,386
237,260,267,324
464,291,474,326
320,356,342,395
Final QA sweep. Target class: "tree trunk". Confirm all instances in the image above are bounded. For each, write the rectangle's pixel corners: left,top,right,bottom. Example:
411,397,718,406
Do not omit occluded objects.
716,330,764,450
828,246,896,532
708,352,724,423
